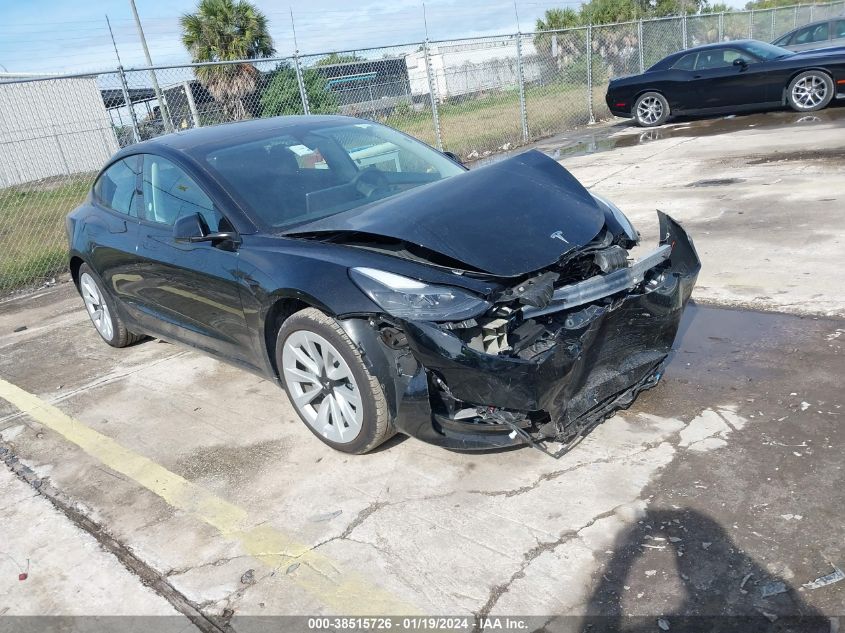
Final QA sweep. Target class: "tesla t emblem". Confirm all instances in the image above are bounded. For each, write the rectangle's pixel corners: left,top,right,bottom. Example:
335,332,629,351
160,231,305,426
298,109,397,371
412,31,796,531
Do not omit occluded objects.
550,230,569,243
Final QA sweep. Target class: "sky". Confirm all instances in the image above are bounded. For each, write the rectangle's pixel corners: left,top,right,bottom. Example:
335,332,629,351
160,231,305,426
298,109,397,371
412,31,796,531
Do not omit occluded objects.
0,0,747,75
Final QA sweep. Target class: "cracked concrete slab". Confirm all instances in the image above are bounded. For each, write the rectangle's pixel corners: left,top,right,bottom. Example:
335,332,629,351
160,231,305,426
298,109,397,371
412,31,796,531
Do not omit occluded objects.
0,466,187,619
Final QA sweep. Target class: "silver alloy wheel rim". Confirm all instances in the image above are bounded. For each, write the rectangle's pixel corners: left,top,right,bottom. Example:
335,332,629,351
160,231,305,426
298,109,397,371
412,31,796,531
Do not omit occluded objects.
80,272,114,341
792,75,827,109
282,330,364,444
637,96,663,125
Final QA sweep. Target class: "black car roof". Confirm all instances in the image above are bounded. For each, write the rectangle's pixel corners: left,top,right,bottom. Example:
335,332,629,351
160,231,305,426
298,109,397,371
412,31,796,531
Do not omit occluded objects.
114,114,364,159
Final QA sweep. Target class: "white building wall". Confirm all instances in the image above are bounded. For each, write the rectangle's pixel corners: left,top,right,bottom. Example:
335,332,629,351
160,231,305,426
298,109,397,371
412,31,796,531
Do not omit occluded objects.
405,38,541,101
0,76,119,187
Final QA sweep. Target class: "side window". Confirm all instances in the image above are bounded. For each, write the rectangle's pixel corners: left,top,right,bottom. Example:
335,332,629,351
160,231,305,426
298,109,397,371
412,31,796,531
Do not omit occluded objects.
93,157,141,216
695,49,744,70
141,155,223,231
672,53,697,71
772,33,792,46
835,20,845,39
794,23,829,44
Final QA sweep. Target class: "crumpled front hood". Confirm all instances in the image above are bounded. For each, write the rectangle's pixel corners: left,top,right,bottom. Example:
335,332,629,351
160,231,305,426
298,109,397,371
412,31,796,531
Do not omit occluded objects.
283,150,605,277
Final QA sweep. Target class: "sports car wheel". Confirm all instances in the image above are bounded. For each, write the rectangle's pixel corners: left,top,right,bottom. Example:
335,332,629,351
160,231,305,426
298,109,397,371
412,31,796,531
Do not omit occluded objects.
787,71,834,112
277,308,394,454
78,264,143,347
633,92,670,127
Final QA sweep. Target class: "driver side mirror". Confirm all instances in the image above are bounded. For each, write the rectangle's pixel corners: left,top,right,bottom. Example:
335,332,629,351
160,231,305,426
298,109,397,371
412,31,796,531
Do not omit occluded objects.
733,58,748,69
173,213,239,245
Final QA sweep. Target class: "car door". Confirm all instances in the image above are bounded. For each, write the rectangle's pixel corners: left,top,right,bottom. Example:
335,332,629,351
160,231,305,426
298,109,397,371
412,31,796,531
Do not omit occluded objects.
691,47,770,109
663,51,702,111
86,156,142,309
128,153,253,364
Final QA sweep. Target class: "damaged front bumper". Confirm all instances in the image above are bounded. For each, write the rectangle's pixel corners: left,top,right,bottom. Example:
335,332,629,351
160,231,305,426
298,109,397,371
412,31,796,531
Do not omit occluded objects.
341,212,700,453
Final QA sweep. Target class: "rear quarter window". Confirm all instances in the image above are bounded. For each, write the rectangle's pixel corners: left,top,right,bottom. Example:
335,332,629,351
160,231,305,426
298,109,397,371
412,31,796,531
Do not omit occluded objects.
93,156,141,216
671,53,697,71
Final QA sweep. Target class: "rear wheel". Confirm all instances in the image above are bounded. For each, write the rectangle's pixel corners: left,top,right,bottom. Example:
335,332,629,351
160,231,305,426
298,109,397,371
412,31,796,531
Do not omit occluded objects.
633,92,670,127
276,308,394,454
787,71,834,112
77,264,143,347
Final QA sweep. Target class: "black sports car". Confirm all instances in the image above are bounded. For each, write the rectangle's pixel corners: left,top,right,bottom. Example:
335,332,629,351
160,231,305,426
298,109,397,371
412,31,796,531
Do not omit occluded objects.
67,116,699,454
606,39,845,126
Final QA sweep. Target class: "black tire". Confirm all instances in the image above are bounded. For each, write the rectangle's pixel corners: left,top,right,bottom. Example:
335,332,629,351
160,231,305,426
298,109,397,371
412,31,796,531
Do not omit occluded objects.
786,70,834,113
275,308,394,454
633,92,670,127
77,263,144,348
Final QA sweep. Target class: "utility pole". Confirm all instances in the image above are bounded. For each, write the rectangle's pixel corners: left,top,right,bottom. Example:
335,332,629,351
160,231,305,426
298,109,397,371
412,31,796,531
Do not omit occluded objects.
128,0,173,133
107,14,141,144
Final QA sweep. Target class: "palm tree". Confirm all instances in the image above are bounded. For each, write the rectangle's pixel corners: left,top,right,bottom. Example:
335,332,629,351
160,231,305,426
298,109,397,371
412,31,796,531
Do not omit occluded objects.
181,0,275,121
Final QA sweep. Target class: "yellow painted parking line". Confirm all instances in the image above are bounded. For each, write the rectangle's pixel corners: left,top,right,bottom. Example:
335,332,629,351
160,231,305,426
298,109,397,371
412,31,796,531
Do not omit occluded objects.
0,377,417,615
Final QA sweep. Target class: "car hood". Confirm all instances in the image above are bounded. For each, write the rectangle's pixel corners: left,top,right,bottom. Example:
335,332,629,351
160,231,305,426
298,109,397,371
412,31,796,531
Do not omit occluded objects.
282,150,605,277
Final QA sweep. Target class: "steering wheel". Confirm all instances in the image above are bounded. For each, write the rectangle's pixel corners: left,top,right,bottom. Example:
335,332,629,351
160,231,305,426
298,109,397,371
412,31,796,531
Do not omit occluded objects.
352,168,391,200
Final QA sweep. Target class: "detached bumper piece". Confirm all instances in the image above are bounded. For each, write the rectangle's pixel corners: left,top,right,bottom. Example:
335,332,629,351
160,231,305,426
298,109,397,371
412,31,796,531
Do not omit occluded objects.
346,212,700,454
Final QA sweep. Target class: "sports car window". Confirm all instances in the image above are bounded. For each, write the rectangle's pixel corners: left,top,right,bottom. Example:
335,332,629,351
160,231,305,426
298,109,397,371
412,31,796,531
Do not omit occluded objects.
694,49,744,70
671,53,697,71
835,20,845,38
793,23,830,44
203,122,465,229
141,155,223,230
93,157,141,216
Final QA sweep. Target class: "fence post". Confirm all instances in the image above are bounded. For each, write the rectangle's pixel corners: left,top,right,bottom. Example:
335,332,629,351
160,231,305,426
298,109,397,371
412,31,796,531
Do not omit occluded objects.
718,12,724,41
586,25,595,124
117,66,140,144
293,53,311,115
809,3,814,19
682,13,688,48
183,81,201,128
637,19,644,73
749,9,754,38
515,33,529,142
423,40,444,151
794,5,798,27
771,9,776,39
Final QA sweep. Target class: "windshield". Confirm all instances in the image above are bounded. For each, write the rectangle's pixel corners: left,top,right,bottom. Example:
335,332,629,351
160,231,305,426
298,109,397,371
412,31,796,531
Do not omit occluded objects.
743,41,794,60
203,121,465,229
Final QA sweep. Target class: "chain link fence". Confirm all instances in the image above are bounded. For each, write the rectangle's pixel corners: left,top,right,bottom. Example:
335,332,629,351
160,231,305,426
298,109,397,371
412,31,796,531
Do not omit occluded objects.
2,0,844,295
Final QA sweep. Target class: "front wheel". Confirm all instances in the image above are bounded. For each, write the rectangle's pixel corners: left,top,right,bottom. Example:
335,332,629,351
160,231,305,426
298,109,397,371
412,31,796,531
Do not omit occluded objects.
276,308,394,454
787,71,834,112
633,92,670,127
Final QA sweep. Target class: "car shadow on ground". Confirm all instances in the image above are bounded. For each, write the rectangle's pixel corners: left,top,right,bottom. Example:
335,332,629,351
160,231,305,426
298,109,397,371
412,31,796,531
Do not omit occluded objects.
568,507,831,633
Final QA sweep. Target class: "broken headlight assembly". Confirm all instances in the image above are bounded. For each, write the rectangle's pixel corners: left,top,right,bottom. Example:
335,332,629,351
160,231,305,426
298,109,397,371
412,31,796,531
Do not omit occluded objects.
350,267,491,321
590,192,638,245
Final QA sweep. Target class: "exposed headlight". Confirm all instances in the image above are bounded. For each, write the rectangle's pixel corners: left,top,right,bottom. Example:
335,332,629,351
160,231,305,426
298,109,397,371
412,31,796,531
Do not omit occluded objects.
350,267,491,321
590,192,639,245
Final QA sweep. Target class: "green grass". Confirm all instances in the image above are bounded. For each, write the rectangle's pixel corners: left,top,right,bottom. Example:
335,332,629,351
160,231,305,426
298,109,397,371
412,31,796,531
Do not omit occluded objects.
380,81,593,159
0,176,91,293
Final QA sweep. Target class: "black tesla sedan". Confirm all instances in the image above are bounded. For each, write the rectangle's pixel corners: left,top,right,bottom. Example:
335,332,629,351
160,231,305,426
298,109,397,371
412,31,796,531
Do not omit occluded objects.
606,39,845,126
67,116,699,454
